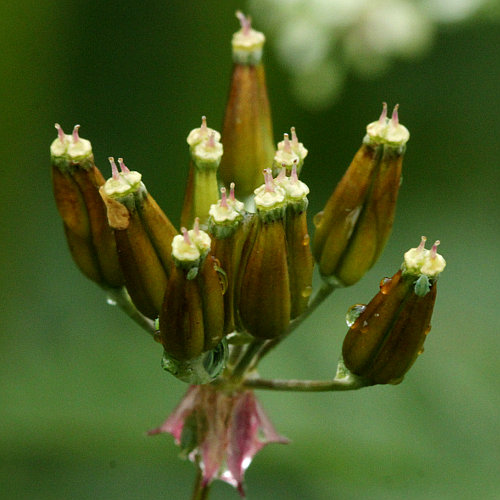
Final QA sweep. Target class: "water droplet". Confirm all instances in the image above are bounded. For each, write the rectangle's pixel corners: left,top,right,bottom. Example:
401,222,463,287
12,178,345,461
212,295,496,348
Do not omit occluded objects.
379,277,392,294
302,234,310,246
345,303,366,327
301,285,313,298
106,296,117,306
313,211,324,228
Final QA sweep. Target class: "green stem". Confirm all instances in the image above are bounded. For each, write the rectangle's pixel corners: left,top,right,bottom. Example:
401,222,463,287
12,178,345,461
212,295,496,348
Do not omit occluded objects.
105,286,156,337
242,375,369,392
191,466,211,500
227,343,243,369
288,280,337,334
230,339,265,381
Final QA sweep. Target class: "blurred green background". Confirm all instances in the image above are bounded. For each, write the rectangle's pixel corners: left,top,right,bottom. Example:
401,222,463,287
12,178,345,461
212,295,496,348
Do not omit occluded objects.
1,1,499,499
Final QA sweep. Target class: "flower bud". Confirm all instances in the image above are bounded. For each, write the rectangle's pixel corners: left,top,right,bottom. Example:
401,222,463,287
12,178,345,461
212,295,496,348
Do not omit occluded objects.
272,128,308,177
275,165,314,318
313,103,409,286
181,117,223,228
208,184,250,334
100,158,174,318
218,12,275,198
159,228,225,361
237,170,291,339
342,237,446,385
51,124,124,288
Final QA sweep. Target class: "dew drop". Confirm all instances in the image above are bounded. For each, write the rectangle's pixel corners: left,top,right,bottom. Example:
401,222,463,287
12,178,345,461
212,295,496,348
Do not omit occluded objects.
313,211,324,228
106,296,117,306
301,285,313,298
379,277,392,294
302,234,310,246
346,303,366,327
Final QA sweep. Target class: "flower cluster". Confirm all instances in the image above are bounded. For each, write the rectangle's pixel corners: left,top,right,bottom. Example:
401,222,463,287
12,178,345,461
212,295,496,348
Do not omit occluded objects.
50,12,446,498
249,0,498,107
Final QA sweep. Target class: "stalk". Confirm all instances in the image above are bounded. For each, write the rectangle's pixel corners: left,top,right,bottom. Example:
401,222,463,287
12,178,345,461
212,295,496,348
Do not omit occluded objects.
191,467,211,500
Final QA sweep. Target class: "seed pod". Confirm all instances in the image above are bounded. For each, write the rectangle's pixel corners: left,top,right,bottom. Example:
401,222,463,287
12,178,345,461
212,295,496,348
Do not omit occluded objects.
219,12,274,198
342,237,446,385
275,165,314,318
100,158,175,318
313,104,409,286
62,223,102,283
198,254,226,352
312,142,383,280
51,124,123,288
208,184,249,333
237,170,290,339
138,191,177,278
159,229,224,361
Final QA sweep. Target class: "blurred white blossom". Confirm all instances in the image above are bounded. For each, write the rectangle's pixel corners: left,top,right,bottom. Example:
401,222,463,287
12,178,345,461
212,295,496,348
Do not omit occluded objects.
249,0,499,108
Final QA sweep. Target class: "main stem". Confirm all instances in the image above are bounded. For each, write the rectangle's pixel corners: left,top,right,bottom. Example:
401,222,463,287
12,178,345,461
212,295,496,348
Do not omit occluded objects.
191,467,211,500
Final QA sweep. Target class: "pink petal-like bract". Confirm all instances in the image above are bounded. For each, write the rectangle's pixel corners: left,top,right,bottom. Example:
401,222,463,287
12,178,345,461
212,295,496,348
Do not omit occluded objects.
149,385,289,497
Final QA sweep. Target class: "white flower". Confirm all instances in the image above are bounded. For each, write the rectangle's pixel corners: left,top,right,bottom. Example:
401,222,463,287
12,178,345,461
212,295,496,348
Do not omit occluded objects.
249,0,497,108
